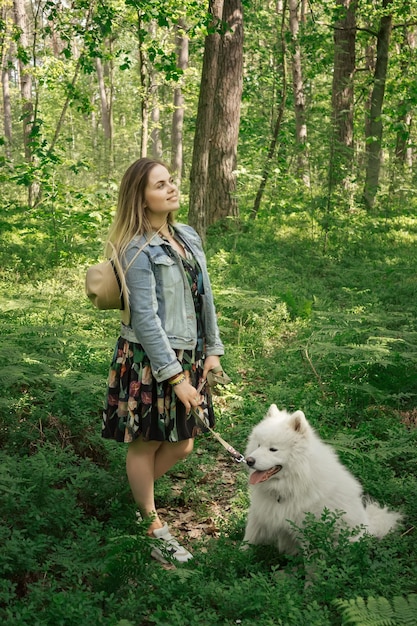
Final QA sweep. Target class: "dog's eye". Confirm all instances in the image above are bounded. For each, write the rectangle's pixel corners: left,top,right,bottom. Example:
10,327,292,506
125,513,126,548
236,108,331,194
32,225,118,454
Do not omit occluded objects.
269,447,278,452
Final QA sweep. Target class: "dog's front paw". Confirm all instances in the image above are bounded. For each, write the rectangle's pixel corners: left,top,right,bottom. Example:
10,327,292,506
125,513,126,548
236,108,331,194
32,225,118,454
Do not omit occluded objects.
239,540,253,552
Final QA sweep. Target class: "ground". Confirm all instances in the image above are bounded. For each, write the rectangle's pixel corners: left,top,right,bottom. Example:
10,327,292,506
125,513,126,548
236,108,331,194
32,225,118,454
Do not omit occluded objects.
160,452,243,545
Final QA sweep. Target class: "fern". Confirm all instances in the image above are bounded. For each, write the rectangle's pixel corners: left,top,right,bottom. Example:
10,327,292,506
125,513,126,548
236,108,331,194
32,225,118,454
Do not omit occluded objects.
391,596,417,626
334,594,417,625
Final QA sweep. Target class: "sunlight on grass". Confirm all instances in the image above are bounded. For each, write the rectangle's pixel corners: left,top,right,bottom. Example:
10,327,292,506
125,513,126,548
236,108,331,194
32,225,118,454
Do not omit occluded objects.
1,208,417,625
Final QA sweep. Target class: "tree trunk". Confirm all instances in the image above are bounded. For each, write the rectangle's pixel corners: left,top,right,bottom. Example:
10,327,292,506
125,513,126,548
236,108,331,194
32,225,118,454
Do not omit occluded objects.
300,0,307,24
251,0,288,218
395,109,412,166
206,0,244,226
13,0,33,164
364,40,375,141
96,57,112,140
108,51,114,164
1,5,12,156
48,57,82,155
150,102,162,159
288,0,309,185
47,3,94,160
95,48,114,173
137,11,148,158
188,0,224,237
330,0,356,188
363,1,393,209
1,51,12,157
148,21,162,160
395,28,415,168
171,20,188,185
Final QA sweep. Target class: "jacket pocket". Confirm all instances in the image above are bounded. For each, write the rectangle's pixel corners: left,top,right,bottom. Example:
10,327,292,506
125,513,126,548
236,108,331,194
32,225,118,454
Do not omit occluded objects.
154,254,183,287
154,254,190,337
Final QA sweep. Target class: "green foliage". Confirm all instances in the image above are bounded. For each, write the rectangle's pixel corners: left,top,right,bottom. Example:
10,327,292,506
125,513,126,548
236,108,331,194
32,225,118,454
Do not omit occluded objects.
0,446,116,625
334,594,417,626
3,0,417,620
287,510,410,604
1,199,417,623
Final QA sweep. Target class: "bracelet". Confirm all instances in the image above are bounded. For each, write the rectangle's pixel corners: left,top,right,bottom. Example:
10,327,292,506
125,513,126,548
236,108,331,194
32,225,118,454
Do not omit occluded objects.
168,372,183,384
169,374,185,387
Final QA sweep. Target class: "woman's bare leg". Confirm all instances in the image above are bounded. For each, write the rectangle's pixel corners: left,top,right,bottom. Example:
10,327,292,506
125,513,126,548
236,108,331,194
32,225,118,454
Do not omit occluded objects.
126,437,193,534
154,439,194,479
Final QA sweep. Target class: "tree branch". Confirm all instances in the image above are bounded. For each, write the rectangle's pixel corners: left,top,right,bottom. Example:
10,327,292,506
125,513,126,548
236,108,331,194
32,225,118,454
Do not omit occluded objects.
301,346,327,398
315,20,377,37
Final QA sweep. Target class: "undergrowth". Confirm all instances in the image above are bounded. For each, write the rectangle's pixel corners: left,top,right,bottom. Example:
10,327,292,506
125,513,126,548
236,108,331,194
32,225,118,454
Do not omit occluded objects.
1,201,416,624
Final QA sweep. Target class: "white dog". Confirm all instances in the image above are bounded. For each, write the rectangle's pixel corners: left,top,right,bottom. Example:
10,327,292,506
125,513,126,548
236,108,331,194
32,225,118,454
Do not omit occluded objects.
243,405,402,555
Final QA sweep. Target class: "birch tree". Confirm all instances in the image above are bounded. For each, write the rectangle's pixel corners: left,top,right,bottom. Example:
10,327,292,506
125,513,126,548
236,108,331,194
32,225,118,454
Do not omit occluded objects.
0,3,13,156
288,0,309,186
95,53,114,166
13,0,33,168
137,10,149,159
171,20,188,185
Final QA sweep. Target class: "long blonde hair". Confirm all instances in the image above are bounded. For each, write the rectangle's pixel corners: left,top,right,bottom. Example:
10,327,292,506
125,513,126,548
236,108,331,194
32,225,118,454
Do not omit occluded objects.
106,157,174,257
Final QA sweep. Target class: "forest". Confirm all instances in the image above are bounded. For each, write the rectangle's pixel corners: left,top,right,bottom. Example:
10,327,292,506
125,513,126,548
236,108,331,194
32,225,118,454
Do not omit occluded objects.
1,0,417,624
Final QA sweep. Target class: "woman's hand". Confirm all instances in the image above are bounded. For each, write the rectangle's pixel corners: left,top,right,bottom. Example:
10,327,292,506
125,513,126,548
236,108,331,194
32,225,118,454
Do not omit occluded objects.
202,355,221,380
173,378,203,415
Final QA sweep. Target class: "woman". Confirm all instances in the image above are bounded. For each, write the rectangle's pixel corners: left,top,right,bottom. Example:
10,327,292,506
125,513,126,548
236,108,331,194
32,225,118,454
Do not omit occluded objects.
102,157,225,563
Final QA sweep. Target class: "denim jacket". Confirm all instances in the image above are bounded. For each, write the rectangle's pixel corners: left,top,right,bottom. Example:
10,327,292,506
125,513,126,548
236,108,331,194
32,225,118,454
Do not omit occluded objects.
120,223,224,382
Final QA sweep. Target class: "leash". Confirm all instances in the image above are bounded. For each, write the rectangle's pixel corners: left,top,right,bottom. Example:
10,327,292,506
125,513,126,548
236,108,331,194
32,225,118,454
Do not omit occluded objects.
191,406,246,464
191,374,247,464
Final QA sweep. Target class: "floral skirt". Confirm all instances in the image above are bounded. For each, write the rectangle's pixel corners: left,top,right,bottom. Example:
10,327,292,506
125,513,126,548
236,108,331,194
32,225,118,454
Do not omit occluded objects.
102,337,215,443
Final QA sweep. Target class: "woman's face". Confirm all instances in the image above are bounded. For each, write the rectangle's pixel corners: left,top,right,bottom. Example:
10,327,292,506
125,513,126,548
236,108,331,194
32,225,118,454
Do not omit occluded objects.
144,164,179,217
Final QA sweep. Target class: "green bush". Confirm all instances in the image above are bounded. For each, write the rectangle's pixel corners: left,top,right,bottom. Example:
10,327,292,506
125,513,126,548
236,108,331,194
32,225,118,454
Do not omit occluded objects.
1,202,416,624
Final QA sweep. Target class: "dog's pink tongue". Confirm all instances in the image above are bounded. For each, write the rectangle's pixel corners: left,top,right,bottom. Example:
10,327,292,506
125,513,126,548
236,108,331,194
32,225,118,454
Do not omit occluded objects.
249,470,270,485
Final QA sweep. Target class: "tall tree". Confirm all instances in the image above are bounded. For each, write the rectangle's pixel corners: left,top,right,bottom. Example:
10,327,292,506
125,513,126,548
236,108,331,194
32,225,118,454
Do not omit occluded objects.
1,53,12,156
329,0,356,189
137,9,149,158
171,19,188,185
288,0,309,185
150,97,162,159
0,4,12,157
95,53,114,163
394,27,415,169
205,0,243,226
148,19,162,160
251,0,288,218
363,0,393,209
47,1,95,157
188,0,224,236
13,0,33,182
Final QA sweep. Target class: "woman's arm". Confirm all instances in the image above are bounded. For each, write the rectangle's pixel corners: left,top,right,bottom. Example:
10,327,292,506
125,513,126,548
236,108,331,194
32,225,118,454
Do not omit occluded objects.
124,243,182,382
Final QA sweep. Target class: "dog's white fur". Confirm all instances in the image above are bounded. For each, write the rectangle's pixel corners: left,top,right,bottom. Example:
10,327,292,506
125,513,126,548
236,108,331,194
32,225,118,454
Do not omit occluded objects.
243,405,402,555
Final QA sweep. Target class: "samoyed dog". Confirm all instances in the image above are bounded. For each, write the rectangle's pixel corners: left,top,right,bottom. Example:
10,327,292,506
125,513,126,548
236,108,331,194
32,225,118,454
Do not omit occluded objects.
243,405,402,555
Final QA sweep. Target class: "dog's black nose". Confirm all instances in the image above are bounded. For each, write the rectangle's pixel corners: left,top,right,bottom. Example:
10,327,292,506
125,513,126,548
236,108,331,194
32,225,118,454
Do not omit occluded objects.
246,456,255,467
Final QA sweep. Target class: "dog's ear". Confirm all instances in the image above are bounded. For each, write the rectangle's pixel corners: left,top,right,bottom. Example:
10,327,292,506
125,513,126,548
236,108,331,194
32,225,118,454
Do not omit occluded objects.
289,410,308,434
266,404,280,419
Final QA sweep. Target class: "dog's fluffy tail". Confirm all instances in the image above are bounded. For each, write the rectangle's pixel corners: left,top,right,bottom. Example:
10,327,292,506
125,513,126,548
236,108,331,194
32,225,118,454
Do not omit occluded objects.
365,499,402,538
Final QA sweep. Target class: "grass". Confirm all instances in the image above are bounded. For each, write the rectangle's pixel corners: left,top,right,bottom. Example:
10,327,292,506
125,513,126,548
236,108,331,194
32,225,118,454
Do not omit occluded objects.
0,201,416,625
